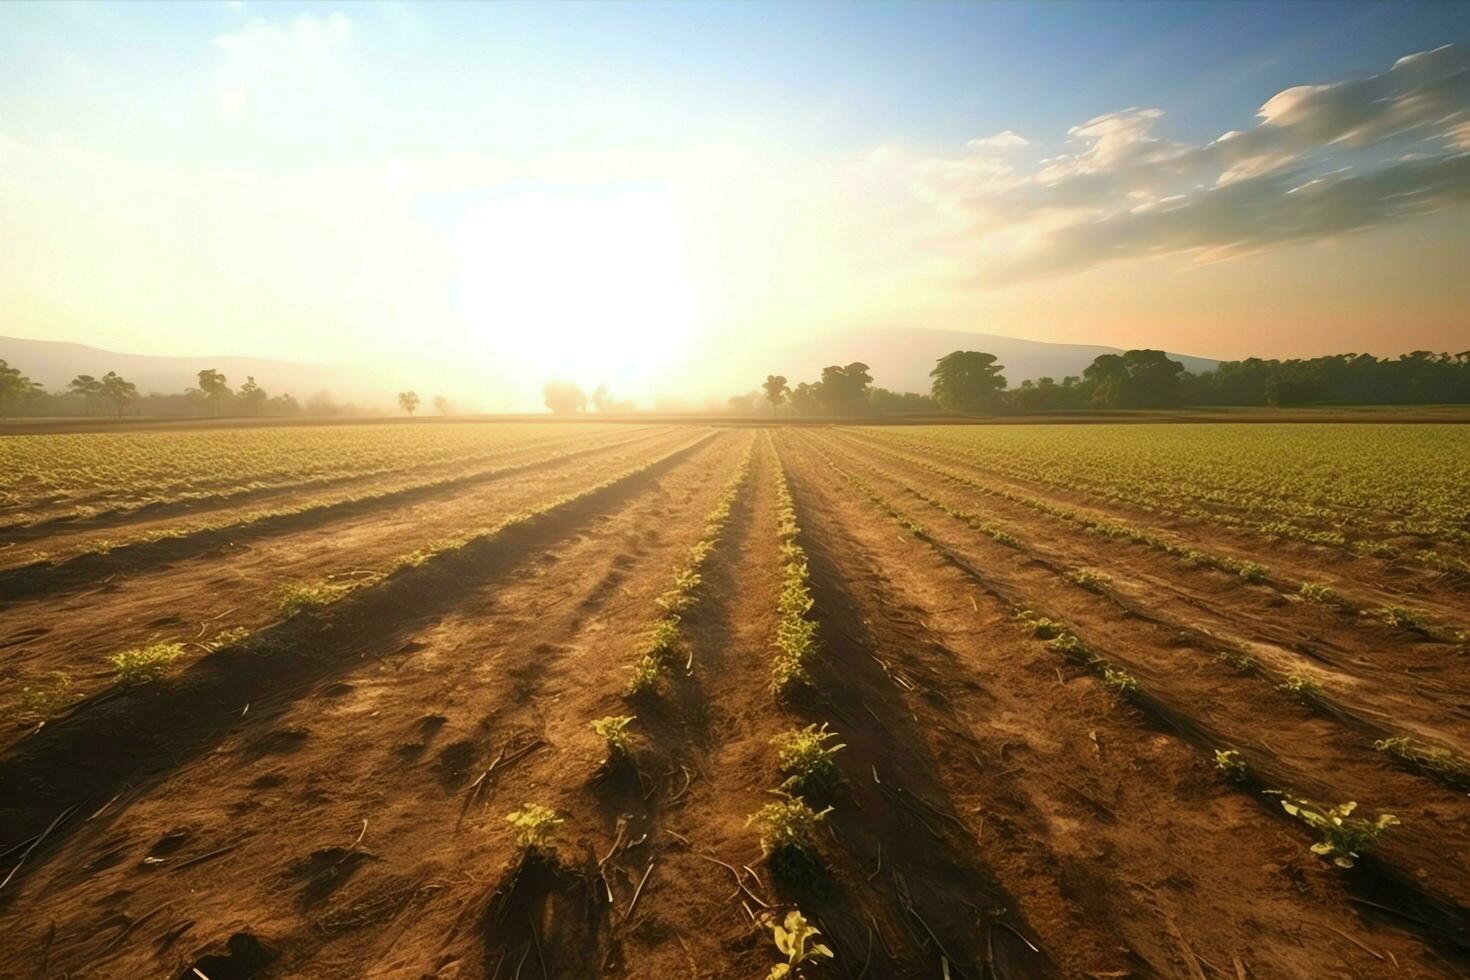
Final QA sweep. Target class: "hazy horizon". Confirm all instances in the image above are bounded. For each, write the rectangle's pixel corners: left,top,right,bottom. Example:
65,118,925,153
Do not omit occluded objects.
3,2,1468,410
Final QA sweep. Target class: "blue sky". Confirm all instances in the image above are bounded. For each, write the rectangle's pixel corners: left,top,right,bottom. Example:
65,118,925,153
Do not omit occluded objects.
2,2,1467,407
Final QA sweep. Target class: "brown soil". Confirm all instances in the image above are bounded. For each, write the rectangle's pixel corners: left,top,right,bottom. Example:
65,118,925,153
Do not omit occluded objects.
1,423,1466,979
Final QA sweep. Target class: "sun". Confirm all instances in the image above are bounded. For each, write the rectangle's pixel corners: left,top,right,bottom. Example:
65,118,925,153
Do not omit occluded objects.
454,188,699,394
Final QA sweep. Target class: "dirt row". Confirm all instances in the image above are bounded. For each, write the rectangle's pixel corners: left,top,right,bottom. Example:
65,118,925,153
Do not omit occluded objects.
845,429,1470,624
0,429,699,747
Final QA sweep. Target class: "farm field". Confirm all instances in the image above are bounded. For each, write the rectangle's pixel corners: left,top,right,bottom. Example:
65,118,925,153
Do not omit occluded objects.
1,421,1468,979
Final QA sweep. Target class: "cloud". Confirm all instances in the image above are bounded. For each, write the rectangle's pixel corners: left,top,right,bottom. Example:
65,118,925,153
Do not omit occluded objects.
915,43,1470,283
967,130,1031,149
215,11,352,117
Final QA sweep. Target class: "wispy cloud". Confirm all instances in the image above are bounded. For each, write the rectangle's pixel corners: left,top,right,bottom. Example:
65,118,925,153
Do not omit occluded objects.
910,43,1470,283
215,11,353,117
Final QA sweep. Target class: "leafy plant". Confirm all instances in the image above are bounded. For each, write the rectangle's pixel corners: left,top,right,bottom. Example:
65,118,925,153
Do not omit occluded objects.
1067,569,1113,593
1298,582,1339,605
1278,673,1322,700
1101,665,1139,697
278,582,346,617
1280,798,1398,868
591,714,637,762
1015,610,1064,640
1379,605,1424,631
506,803,563,852
772,723,845,793
766,908,834,979
110,642,185,684
748,792,832,860
1213,749,1252,785
18,671,74,719
1374,737,1470,788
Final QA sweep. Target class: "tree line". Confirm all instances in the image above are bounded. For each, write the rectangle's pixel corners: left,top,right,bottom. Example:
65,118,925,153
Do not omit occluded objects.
754,348,1470,416
0,363,321,419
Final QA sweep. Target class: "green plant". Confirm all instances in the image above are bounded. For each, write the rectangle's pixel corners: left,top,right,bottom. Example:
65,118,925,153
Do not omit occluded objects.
626,653,662,696
766,908,834,979
1278,673,1322,700
1374,737,1470,788
278,582,346,617
1015,610,1065,640
747,792,832,859
110,642,185,683
1045,632,1089,663
506,803,563,851
591,714,637,762
1280,798,1398,868
209,626,251,650
1213,749,1251,785
1380,605,1424,631
1298,582,1339,605
18,671,74,719
1101,665,1139,697
1215,649,1256,674
772,723,845,793
1067,569,1113,593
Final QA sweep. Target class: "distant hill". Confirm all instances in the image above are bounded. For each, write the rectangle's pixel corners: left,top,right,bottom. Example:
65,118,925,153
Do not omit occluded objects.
0,335,381,403
770,327,1220,393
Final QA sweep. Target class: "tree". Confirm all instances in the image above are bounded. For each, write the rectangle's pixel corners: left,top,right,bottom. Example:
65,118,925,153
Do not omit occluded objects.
1083,350,1184,408
68,375,104,416
816,363,873,415
99,371,138,417
194,369,231,417
0,360,41,418
543,381,587,414
433,395,450,416
239,376,267,417
398,391,420,416
762,375,789,411
929,351,1008,413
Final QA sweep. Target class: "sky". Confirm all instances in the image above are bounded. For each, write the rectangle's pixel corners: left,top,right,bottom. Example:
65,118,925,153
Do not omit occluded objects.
1,1,1467,407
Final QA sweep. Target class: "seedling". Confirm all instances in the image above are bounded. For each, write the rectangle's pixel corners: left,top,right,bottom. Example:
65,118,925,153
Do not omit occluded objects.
1015,610,1064,640
18,671,74,719
1278,673,1322,701
1101,665,1139,697
591,714,637,763
1213,749,1252,785
1067,569,1113,593
747,792,832,863
1280,798,1397,868
767,908,834,979
110,642,185,684
506,803,563,852
1298,582,1339,605
1374,737,1470,789
278,582,345,617
1379,606,1424,631
772,723,845,793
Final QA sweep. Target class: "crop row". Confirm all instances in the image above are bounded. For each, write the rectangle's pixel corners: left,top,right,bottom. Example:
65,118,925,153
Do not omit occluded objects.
836,430,1465,639
625,439,756,694
858,426,1470,571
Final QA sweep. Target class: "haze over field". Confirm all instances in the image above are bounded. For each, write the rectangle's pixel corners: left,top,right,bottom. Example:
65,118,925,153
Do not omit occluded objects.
2,2,1468,410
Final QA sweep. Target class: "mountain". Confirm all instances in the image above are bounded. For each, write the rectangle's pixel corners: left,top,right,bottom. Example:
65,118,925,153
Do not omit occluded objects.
0,335,382,403
768,327,1221,393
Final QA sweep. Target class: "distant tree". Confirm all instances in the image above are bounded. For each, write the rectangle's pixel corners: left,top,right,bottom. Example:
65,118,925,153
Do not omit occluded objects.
869,388,937,414
543,381,587,414
238,376,267,417
1083,350,1184,408
591,385,613,413
433,395,450,416
68,374,104,416
930,351,1008,413
0,360,42,418
727,391,761,413
816,362,873,415
789,381,821,415
398,391,420,416
762,375,789,411
99,371,139,417
194,369,231,417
